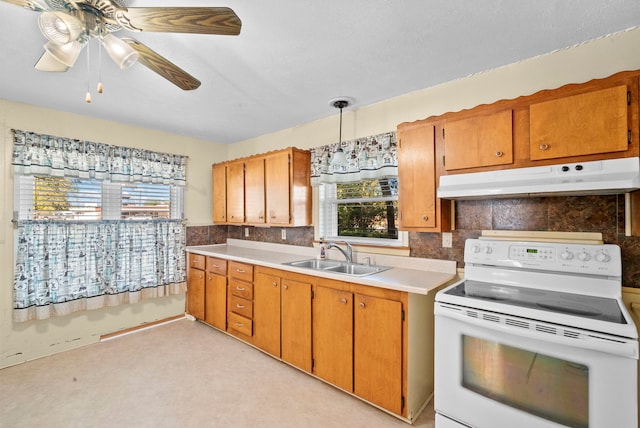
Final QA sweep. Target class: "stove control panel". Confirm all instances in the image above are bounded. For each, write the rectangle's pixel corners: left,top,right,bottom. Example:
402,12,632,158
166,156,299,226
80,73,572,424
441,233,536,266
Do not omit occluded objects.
465,239,621,276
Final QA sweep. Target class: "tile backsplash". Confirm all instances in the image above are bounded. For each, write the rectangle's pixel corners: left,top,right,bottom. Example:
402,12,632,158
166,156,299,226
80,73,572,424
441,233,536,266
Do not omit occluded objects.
187,194,640,287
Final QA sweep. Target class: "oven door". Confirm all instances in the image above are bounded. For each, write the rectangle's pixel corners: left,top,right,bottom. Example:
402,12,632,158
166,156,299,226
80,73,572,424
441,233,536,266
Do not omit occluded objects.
434,302,638,428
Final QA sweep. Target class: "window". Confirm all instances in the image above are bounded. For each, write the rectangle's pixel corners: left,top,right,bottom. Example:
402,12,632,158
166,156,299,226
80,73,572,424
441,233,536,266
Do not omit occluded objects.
15,176,183,221
318,177,401,245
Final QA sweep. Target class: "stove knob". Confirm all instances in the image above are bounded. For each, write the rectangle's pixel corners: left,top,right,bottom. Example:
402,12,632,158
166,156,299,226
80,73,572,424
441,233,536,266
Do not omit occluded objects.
484,246,493,254
560,251,574,260
596,251,610,263
578,251,591,261
472,244,481,253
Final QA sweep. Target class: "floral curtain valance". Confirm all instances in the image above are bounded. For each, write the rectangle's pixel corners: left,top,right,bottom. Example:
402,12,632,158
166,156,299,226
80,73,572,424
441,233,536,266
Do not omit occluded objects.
310,131,397,185
11,129,187,185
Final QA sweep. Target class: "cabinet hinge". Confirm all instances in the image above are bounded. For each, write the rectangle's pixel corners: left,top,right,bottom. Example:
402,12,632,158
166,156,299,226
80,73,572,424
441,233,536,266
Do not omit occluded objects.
311,290,315,299
311,358,315,370
401,396,405,410
442,128,445,139
442,155,446,166
628,91,632,106
628,130,632,144
401,309,405,321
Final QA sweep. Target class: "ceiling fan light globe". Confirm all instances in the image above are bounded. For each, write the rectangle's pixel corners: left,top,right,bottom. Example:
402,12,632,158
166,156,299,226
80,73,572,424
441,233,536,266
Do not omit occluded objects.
101,34,139,70
34,50,69,72
38,11,83,45
44,40,84,67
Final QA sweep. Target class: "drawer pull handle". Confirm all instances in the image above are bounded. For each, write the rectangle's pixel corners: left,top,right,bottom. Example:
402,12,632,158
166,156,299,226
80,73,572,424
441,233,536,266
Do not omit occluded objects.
236,286,245,291
235,322,244,327
340,298,347,304
236,268,246,273
236,304,245,309
539,144,550,151
359,302,365,309
213,264,220,268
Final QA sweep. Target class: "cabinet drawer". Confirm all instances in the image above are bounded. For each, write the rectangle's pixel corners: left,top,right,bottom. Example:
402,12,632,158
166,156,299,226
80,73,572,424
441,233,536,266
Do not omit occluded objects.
229,294,253,318
207,257,227,276
189,253,206,269
229,278,253,300
229,261,253,282
228,312,253,336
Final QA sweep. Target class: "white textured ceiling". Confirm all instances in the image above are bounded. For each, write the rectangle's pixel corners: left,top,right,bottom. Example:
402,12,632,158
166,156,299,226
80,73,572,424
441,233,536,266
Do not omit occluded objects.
1,1,640,144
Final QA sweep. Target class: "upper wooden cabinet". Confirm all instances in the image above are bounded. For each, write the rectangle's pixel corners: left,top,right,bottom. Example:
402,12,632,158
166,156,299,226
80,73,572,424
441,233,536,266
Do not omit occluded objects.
212,163,227,223
244,157,266,224
529,85,630,161
443,109,514,170
212,147,311,226
225,160,245,224
397,120,451,232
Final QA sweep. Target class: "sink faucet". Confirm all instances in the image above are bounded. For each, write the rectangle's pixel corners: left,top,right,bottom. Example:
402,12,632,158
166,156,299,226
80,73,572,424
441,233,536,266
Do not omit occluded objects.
326,241,353,263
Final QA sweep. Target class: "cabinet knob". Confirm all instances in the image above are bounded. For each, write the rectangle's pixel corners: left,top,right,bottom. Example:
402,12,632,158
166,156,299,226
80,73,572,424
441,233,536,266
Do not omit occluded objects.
422,215,429,221
495,151,503,157
340,298,348,304
359,302,365,309
283,284,289,290
539,144,550,151
272,282,278,287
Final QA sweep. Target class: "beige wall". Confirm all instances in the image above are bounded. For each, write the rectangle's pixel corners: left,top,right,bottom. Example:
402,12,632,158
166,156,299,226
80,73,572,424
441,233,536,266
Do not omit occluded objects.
0,101,228,368
2,26,640,368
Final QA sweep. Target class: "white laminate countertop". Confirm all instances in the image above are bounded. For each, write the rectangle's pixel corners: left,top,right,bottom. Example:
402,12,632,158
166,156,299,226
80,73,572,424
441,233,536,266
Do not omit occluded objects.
186,239,458,295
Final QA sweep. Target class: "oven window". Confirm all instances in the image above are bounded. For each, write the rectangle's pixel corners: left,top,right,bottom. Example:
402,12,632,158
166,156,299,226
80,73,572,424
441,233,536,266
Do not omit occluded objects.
462,335,588,428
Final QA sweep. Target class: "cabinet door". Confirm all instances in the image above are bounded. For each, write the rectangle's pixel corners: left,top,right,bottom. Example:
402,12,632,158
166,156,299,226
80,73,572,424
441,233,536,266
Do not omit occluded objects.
281,278,312,372
253,271,281,357
265,152,291,225
354,294,403,415
226,161,245,223
212,163,227,223
443,109,513,170
186,267,205,320
530,85,629,160
245,157,266,224
204,272,226,330
312,285,353,391
398,123,436,229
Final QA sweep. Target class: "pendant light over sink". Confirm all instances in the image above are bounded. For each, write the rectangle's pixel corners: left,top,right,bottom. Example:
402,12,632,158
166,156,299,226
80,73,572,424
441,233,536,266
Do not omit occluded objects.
329,97,352,167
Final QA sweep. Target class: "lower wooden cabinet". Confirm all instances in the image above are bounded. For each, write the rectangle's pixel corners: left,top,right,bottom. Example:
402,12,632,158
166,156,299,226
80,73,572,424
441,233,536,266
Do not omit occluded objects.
253,269,281,357
281,277,312,372
354,293,403,415
187,254,205,320
312,284,353,391
204,257,227,330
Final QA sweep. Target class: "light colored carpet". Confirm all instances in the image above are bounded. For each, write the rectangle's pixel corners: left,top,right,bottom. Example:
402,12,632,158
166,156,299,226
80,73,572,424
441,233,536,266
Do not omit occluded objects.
0,319,435,428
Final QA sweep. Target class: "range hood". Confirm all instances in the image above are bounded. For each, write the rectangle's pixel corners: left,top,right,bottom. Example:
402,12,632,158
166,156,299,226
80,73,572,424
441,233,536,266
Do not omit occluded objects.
437,157,640,199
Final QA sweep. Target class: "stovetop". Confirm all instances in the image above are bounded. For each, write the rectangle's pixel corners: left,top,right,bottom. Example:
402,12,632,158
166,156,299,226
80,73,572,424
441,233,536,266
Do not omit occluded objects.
436,239,638,339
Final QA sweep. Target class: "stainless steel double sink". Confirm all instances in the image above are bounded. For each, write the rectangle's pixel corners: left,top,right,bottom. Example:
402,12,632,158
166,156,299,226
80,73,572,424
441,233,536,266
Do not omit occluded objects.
282,258,391,277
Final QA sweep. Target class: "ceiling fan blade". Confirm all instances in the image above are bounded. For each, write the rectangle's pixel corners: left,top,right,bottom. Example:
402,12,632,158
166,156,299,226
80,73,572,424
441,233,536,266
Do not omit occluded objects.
116,7,241,35
121,38,201,91
1,0,49,11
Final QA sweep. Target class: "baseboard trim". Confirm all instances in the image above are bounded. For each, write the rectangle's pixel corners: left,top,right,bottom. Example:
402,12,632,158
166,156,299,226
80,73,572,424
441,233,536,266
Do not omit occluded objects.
100,314,185,342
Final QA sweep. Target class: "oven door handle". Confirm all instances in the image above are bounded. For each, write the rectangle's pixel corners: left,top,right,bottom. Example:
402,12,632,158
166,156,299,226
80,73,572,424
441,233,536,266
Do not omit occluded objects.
436,304,639,359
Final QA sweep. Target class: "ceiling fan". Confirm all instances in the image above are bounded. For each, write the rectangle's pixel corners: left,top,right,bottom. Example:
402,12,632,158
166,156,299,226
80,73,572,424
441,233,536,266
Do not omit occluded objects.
1,0,241,92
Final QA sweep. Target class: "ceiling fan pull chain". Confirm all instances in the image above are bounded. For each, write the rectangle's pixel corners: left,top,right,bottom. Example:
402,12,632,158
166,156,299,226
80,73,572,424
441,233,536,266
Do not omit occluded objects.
97,30,103,94
85,39,92,104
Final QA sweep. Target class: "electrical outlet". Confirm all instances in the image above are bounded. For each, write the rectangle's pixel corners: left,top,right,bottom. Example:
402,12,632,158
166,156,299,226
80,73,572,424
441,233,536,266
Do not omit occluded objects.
442,232,453,248
244,227,249,237
281,229,287,240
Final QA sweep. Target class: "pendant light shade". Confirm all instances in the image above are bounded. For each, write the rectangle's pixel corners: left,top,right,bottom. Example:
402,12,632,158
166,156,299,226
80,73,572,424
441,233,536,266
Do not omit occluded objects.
43,39,84,67
101,34,139,70
38,11,83,45
34,50,70,72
